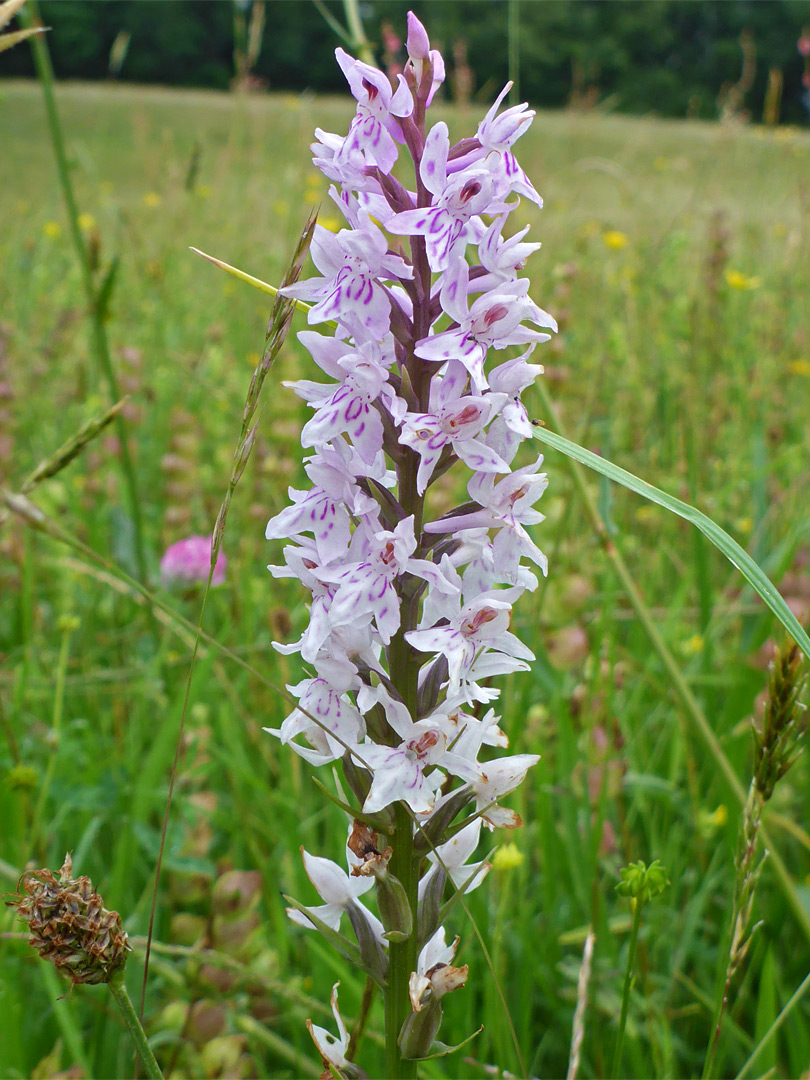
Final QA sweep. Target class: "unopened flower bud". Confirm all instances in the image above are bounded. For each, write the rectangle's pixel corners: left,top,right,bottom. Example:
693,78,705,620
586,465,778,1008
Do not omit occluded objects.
406,11,430,61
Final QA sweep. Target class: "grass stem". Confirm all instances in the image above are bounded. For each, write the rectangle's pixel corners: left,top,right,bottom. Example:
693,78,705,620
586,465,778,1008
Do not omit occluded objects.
29,613,74,853
734,968,810,1080
22,2,150,592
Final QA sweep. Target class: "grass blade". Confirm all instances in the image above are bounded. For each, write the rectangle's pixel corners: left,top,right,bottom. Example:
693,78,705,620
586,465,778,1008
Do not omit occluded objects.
530,422,810,658
734,968,810,1079
530,385,810,948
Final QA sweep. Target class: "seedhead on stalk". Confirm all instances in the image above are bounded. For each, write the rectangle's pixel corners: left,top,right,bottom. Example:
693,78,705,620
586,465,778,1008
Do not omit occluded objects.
704,640,807,1078
6,854,164,1078
6,852,131,985
753,640,807,801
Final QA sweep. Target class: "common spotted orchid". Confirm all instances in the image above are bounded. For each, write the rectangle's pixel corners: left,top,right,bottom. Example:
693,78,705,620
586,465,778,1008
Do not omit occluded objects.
263,12,555,1072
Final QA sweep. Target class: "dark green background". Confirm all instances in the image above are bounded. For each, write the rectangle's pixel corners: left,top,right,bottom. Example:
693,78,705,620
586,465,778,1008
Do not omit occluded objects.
3,0,810,122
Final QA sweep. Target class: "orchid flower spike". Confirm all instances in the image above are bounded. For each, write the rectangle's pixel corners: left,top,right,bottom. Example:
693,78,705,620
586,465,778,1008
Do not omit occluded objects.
264,13,555,1071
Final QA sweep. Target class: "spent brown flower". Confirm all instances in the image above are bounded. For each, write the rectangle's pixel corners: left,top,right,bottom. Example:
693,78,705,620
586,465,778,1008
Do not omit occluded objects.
5,853,131,984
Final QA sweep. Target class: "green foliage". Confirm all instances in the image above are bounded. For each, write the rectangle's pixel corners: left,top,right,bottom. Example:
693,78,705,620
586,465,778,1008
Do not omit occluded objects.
1,82,809,1078
3,0,810,121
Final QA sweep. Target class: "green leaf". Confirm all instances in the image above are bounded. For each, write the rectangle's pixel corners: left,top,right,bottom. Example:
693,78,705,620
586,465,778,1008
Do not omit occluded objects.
410,1026,484,1061
95,255,120,322
530,423,810,659
753,947,779,1074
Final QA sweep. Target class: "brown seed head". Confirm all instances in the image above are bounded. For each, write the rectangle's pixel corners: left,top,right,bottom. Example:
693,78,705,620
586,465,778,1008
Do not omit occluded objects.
4,853,131,984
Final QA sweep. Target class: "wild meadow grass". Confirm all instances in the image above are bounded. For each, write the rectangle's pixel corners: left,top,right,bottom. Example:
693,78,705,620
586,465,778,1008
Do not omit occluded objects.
1,78,809,1078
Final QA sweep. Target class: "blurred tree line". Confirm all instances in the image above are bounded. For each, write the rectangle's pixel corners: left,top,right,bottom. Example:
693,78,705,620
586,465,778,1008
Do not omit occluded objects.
3,0,810,123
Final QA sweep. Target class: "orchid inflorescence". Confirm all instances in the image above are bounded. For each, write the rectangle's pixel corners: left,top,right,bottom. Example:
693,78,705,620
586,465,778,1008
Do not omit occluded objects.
263,11,556,1072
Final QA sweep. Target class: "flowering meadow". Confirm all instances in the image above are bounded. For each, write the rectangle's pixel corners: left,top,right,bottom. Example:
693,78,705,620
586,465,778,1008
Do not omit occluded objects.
2,14,810,1077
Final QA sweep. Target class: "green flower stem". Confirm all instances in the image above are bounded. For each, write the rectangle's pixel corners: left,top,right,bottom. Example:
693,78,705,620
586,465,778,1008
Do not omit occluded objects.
384,404,423,1080
22,2,150,592
610,896,644,1080
376,87,434,1072
385,803,418,1079
107,970,163,1080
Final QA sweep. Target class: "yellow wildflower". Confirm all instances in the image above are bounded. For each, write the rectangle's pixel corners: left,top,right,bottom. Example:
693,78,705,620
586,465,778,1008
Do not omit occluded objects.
77,212,96,231
697,805,728,835
788,359,810,376
603,230,628,251
43,220,62,239
725,269,761,291
143,192,161,208
318,217,341,233
492,843,524,872
681,633,704,656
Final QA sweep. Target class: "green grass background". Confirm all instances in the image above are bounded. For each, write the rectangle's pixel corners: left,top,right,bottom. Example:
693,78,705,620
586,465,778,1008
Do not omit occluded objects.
1,79,809,1079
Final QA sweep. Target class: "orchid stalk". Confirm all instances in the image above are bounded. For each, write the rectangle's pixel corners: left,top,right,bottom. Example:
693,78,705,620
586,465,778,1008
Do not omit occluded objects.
263,13,556,1076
